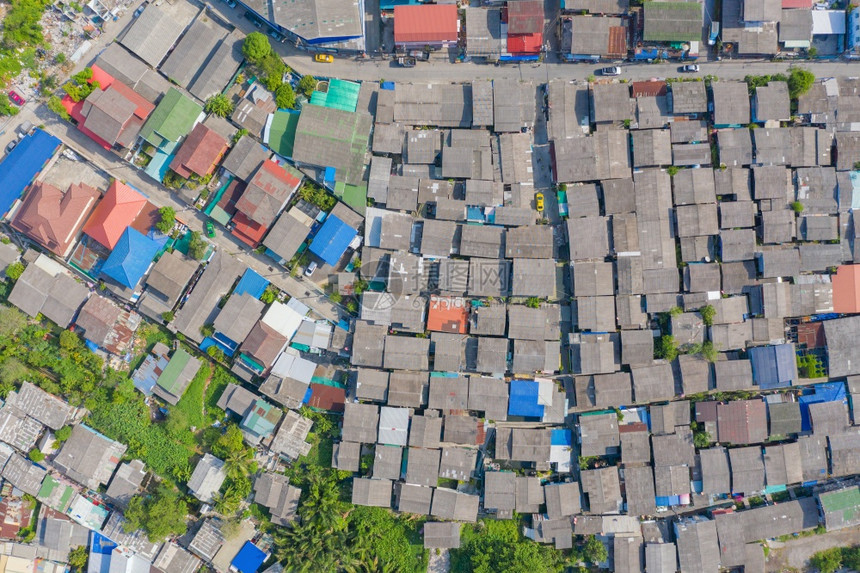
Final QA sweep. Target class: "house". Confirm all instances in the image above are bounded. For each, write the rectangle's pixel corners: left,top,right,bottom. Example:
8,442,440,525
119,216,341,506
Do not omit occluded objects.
505,0,544,56
152,543,202,573
188,454,227,503
394,5,459,49
717,399,767,444
712,83,751,126
342,403,379,444
240,321,288,371
222,137,270,183
139,250,198,321
764,442,803,486
105,459,146,508
138,87,202,159
674,517,720,573
768,401,802,436
188,517,225,562
213,293,265,351
818,486,860,531
405,448,441,487
671,82,708,115
7,262,89,329
643,2,703,43
169,123,229,180
424,522,461,549
291,104,371,186
172,251,244,343
11,181,100,258
151,347,201,405
72,71,154,150
54,425,127,490
580,466,622,513
484,471,517,517
754,82,791,123
254,472,301,526
75,294,140,354
748,344,798,389
309,215,358,267
578,413,620,456
729,446,765,494
567,16,627,60
118,4,186,66
431,488,479,522
82,180,153,250
100,227,160,290
824,316,860,377
352,478,392,507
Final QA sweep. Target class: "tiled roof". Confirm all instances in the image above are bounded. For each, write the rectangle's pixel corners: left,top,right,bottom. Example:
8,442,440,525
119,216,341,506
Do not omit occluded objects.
169,123,228,179
83,180,148,249
11,181,100,257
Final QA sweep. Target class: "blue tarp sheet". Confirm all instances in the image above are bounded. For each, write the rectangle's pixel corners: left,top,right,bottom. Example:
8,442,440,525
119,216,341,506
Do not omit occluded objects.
656,495,681,506
234,268,270,299
508,380,544,418
231,541,266,573
381,82,396,90
798,382,847,431
91,532,117,554
309,214,357,265
0,129,61,216
201,336,237,357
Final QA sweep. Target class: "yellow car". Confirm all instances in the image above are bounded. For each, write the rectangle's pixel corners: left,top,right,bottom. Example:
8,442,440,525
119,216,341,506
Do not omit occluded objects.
314,53,334,63
535,192,545,212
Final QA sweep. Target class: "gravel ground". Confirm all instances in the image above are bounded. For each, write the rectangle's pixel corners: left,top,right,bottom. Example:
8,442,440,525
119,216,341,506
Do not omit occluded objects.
766,528,860,572
428,548,450,573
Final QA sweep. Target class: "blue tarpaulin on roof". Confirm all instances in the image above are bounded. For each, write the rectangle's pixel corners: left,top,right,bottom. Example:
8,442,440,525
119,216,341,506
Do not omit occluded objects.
749,344,797,389
232,541,266,573
551,428,572,446
101,228,160,288
508,380,544,418
656,495,681,506
0,129,61,216
234,268,270,299
91,532,117,554
798,382,847,431
310,214,357,265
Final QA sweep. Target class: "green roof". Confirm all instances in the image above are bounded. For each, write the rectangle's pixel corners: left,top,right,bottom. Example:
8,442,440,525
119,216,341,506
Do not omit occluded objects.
156,348,197,395
242,398,280,437
267,110,300,158
38,475,75,512
643,2,702,42
333,181,368,215
309,79,361,112
820,486,860,525
139,87,203,151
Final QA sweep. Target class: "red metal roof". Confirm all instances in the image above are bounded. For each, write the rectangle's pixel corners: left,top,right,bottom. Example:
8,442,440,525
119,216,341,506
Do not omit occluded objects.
427,295,469,334
169,123,229,179
833,265,860,314
394,5,459,44
796,322,825,349
231,211,267,248
632,81,667,98
782,0,813,7
10,181,100,257
507,32,543,54
83,180,148,249
507,0,544,34
308,383,346,412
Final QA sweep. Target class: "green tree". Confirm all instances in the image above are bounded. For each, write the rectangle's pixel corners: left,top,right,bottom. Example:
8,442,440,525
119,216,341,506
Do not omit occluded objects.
842,546,860,571
655,335,679,362
0,98,19,117
450,519,565,573
156,206,175,234
260,286,277,304
791,201,804,214
809,547,842,573
699,305,715,327
525,297,541,309
205,93,234,118
232,128,249,144
59,329,81,350
583,535,608,565
0,306,27,339
787,68,815,99
47,95,71,120
0,357,28,396
54,52,66,64
28,448,44,462
298,74,317,97
123,485,188,542
161,311,174,323
242,32,271,63
68,545,88,572
693,430,711,448
5,261,24,282
200,323,215,338
187,231,208,261
275,83,296,109
699,340,718,362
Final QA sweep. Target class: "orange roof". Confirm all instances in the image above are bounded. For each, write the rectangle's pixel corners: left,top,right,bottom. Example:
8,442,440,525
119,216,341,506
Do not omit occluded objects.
11,181,100,257
231,211,267,248
632,81,667,98
169,123,228,179
507,32,543,55
394,5,459,44
427,295,469,334
82,180,148,249
833,265,860,313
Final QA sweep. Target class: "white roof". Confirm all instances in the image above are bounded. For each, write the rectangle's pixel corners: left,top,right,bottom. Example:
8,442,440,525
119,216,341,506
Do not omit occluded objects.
261,301,304,340
811,10,845,34
364,207,387,248
286,297,309,316
271,350,316,384
378,407,410,446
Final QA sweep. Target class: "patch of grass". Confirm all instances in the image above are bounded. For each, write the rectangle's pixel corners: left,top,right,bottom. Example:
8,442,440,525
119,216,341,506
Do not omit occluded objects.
204,365,233,422
174,363,210,429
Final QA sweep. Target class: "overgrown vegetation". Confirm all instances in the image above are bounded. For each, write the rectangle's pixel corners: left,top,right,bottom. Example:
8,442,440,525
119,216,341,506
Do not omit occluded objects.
298,74,317,97
156,206,176,234
299,182,336,211
204,93,234,118
63,67,99,102
242,32,288,92
187,231,208,261
743,68,814,100
699,304,715,327
797,353,826,378
275,83,296,109
655,335,679,361
0,0,51,84
124,484,188,542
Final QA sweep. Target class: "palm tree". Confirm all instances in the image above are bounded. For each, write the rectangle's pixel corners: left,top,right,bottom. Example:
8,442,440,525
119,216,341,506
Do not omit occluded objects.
224,448,253,481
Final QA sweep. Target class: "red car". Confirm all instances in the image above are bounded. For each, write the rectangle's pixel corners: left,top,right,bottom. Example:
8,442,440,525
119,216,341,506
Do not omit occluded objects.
8,91,25,106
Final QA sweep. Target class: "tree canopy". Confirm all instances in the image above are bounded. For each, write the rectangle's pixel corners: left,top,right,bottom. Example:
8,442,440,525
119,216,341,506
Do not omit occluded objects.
205,94,234,118
451,519,568,573
275,84,296,109
242,32,271,63
787,68,815,100
298,75,317,97
156,206,175,234
124,484,188,542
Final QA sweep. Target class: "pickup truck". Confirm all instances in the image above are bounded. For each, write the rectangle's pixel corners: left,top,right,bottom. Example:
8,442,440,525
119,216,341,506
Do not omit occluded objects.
397,56,416,68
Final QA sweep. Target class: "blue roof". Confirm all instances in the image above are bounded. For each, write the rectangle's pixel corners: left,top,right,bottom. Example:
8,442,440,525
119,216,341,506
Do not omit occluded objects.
798,382,847,431
100,228,160,288
508,380,544,419
91,532,117,555
0,129,61,216
749,344,797,390
234,268,270,299
309,215,357,266
231,541,266,573
551,428,572,446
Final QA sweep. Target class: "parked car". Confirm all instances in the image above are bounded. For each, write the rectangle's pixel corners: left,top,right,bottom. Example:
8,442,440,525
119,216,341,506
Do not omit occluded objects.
133,5,144,17
304,261,318,277
314,53,334,63
535,192,545,212
205,221,216,239
397,56,416,68
8,91,25,106
681,64,700,73
5,140,18,153
600,66,622,76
